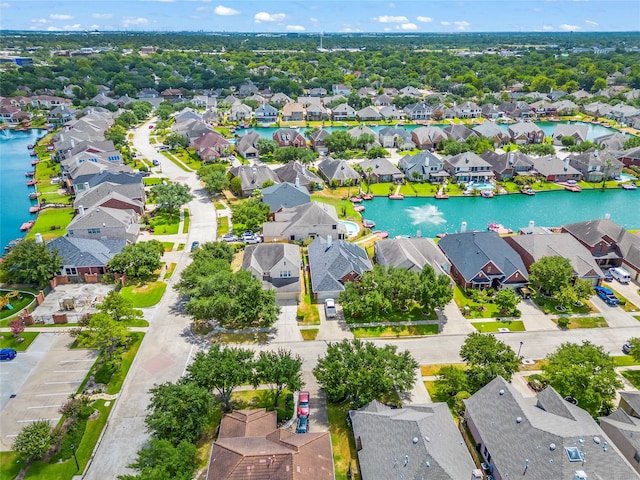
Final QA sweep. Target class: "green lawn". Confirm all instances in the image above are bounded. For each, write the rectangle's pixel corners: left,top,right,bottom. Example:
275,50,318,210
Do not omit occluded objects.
120,281,167,308
0,290,36,322
161,241,175,252
399,182,439,196
164,263,177,280
25,207,74,241
368,182,396,195
553,316,608,329
311,189,359,219
217,216,229,236
327,401,359,480
351,324,438,338
0,451,21,480
453,286,501,319
149,211,180,235
0,332,39,351
533,292,596,315
160,151,192,172
421,363,467,377
614,355,640,367
182,208,190,233
230,389,294,423
301,329,319,340
107,333,144,394
143,177,165,186
297,295,320,325
472,320,526,332
622,370,640,389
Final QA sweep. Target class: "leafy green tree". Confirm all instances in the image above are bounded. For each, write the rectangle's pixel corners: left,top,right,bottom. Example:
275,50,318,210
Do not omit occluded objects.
105,125,127,147
116,110,139,129
256,138,278,156
98,290,144,323
353,133,375,150
518,143,555,156
573,278,594,301
198,163,230,194
313,339,418,407
460,332,519,390
107,240,165,282
529,256,574,295
556,285,578,308
231,197,269,232
542,341,622,416
131,101,153,121
494,288,519,314
151,182,193,216
254,349,303,408
12,419,52,463
191,241,234,264
230,176,242,196
366,146,389,159
118,438,197,480
145,380,214,445
187,344,255,411
561,136,576,147
418,265,454,312
164,132,188,149
0,239,61,286
623,136,640,149
435,365,469,399
323,130,355,154
74,313,128,358
155,102,174,121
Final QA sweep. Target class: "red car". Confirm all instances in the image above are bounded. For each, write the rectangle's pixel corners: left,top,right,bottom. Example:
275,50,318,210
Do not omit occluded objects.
298,391,310,417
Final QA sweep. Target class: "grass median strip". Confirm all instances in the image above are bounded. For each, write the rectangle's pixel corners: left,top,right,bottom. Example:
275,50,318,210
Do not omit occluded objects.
0,332,39,351
472,320,526,332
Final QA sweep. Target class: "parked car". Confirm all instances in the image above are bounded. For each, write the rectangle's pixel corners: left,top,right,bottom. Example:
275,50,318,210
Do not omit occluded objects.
610,267,631,284
190,241,200,252
0,348,17,361
324,298,337,318
295,415,309,434
595,286,619,305
221,233,239,242
243,233,262,244
152,159,160,166
603,270,614,282
623,343,632,354
298,391,310,417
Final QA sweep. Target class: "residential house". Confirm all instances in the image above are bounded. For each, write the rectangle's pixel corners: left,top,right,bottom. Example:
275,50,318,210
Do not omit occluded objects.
137,88,159,98
552,99,580,116
297,96,322,108
270,92,293,105
263,202,347,243
65,162,134,193
472,122,511,147
317,157,360,186
309,128,330,153
411,126,447,150
206,409,334,480
600,403,640,475
74,182,145,215
508,122,545,144
548,89,568,101
499,101,532,120
609,104,640,125
31,95,70,109
305,103,330,121
261,181,311,213
332,84,352,96
331,103,357,121
235,132,260,159
242,244,301,303
398,86,422,97
443,124,477,142
350,400,476,480
552,124,589,146
594,132,628,151
378,127,413,149
357,157,404,184
378,105,404,121
573,89,593,100
347,126,380,148
373,94,392,107
224,95,241,106
274,161,322,190
309,87,327,97
356,87,376,98
562,218,640,279
192,131,230,162
481,103,503,120
480,150,534,180
254,104,278,123
398,151,449,183
0,105,30,124
71,170,143,195
47,236,125,279
375,237,451,275
505,233,604,285
531,156,582,182
229,165,280,198
465,376,640,480
583,101,614,118
443,151,495,183
568,149,624,182
272,128,307,148
453,101,481,118
530,99,557,117
66,205,139,244
282,102,305,122
438,231,528,290
617,146,640,168
159,88,183,100
404,102,432,121
48,105,77,124
618,391,640,419
238,82,259,98
308,235,372,301
228,103,253,122
356,106,382,121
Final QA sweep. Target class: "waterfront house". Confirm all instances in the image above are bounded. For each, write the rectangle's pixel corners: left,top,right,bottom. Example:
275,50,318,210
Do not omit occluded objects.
398,151,449,183
261,181,310,214
443,124,477,142
608,103,640,125
242,244,301,303
583,101,613,118
263,202,346,243
235,131,260,159
309,128,330,153
594,132,628,151
568,149,624,182
378,127,413,149
480,150,534,180
272,128,307,148
66,162,134,193
374,237,451,275
274,161,322,190
74,182,145,215
378,105,404,121
472,122,511,147
508,122,545,144
411,126,447,150
48,105,77,124
305,103,330,121
349,400,476,480
357,158,404,184
562,218,640,280
617,146,640,168
438,231,528,290
67,205,139,244
403,102,433,121
505,233,604,285
442,151,495,183
47,236,125,280
308,235,372,302
228,103,253,122
552,124,589,146
356,106,382,121
530,156,582,182
192,131,230,162
229,165,280,198
498,101,532,120
254,104,278,123
464,376,639,480
552,99,580,115
281,102,305,122
453,101,482,119
530,99,557,117
481,103,503,120
331,103,357,121
317,157,360,186
206,409,333,480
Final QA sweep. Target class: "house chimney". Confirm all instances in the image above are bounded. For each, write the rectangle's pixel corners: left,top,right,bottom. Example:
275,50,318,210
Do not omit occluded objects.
295,175,300,188
35,233,43,244
528,220,535,232
83,182,90,190
460,221,467,233
564,158,570,172
327,235,332,249
604,213,610,220
78,205,85,216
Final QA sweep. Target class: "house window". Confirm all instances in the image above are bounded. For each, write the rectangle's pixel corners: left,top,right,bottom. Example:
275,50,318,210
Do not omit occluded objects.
65,267,77,275
280,271,291,278
332,224,337,230
87,228,101,234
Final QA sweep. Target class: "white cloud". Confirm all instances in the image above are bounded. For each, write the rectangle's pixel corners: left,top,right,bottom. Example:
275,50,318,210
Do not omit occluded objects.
398,23,418,31
196,6,210,12
214,5,240,16
122,17,150,27
340,26,361,33
254,11,285,23
309,17,318,23
585,20,598,26
454,20,470,31
374,15,408,23
32,18,48,24
542,25,554,31
50,14,73,20
286,25,305,32
47,26,62,31
440,21,450,26
92,13,113,19
62,24,82,31
416,16,432,23
0,3,11,8
559,23,580,31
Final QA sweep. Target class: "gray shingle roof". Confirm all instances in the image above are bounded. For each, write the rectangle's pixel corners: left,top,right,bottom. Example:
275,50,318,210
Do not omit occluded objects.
74,182,145,210
317,157,360,183
375,238,451,275
47,236,124,267
465,376,640,480
357,157,403,178
229,165,280,194
274,162,322,188
620,392,640,416
241,243,301,295
261,182,310,213
262,202,345,240
350,400,476,480
531,155,582,177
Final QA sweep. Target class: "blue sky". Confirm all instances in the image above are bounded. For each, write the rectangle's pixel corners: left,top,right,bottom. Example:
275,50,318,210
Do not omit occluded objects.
1,1,638,33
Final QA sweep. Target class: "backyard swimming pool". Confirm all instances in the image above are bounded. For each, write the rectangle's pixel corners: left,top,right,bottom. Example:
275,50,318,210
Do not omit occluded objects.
339,220,360,237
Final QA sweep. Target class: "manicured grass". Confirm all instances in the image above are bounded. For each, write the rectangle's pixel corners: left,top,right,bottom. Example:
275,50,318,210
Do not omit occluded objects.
453,286,501,319
177,243,185,251
120,281,167,308
399,182,439,196
173,149,203,171
344,303,437,324
301,328,319,340
230,389,294,423
472,320,526,332
614,355,640,367
0,331,39,351
311,189,359,219
217,216,229,236
143,177,165,186
421,363,467,377
533,292,596,315
327,401,359,480
519,359,548,372
161,241,175,252
106,332,144,394
0,451,21,480
215,201,226,210
424,380,449,403
164,262,177,280
351,323,438,338
182,208,190,233
622,370,640,389
161,151,192,172
149,211,180,235
215,332,270,344
25,207,74,241
552,316,608,329
34,159,59,181
0,290,36,321
297,295,320,325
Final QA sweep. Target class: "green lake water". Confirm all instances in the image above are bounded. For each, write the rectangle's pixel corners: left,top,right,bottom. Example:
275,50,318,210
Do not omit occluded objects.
360,189,640,238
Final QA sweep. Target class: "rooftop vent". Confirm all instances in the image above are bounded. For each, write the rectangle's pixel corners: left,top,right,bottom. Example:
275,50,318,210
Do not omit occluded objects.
516,417,522,424
593,436,600,445
550,443,556,451
412,437,419,444
499,389,505,396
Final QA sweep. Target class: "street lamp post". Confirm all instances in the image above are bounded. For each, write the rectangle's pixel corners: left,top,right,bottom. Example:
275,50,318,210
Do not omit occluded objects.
70,443,79,471
517,341,524,360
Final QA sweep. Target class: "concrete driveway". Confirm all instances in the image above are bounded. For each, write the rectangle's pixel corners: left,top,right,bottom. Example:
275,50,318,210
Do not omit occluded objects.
273,304,303,343
0,333,97,451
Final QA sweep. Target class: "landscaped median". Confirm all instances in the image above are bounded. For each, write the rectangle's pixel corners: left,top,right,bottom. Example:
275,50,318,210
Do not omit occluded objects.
552,315,608,329
120,281,167,309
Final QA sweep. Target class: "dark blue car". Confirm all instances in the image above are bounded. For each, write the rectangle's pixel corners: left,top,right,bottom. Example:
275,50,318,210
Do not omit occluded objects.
295,416,309,434
0,348,17,361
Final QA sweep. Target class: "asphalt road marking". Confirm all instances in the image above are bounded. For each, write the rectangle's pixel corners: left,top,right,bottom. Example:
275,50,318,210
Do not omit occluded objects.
44,380,81,385
53,370,88,373
36,392,73,397
28,404,63,409
59,359,95,363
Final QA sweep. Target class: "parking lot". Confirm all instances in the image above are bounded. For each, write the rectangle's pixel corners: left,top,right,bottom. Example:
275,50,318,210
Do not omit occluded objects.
0,333,97,451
